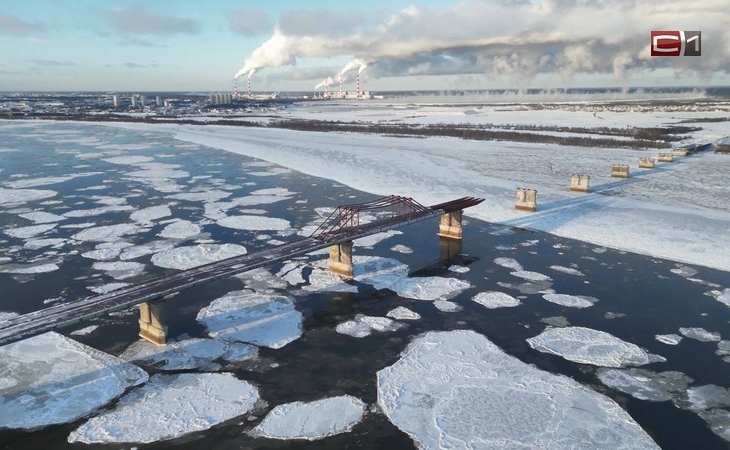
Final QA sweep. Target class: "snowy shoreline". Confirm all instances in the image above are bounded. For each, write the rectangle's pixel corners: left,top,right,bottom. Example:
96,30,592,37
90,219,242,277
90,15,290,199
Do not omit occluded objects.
94,103,730,273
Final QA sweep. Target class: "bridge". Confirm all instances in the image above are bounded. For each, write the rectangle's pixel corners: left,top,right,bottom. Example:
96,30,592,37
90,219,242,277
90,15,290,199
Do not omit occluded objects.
0,195,483,348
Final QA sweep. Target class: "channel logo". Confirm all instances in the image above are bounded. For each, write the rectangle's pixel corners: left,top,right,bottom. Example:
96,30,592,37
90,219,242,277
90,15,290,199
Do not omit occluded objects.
651,31,701,56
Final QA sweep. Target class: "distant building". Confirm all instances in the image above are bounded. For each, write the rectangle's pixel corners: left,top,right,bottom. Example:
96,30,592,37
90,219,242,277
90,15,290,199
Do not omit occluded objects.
139,95,146,108
155,96,162,107
130,95,137,108
112,95,119,108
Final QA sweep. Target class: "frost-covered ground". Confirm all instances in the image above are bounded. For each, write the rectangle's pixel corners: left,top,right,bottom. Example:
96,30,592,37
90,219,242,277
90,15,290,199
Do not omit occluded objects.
1,101,730,449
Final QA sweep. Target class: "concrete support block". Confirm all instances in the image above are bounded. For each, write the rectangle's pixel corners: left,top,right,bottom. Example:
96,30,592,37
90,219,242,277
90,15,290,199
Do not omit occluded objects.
639,157,656,169
611,164,630,178
438,211,463,240
329,241,354,278
672,149,688,157
515,188,537,212
569,174,590,193
657,153,674,162
138,301,167,345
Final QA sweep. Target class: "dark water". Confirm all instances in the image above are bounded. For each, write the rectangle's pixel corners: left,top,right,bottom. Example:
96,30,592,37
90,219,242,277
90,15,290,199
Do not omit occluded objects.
0,121,729,449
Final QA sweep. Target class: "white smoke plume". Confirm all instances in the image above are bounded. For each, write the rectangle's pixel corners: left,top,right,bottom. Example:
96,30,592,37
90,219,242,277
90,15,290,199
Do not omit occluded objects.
234,0,730,86
314,76,335,90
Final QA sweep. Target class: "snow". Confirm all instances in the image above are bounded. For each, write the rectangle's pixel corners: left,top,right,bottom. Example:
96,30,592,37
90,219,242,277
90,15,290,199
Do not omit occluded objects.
542,293,596,308
472,291,521,309
527,326,653,367
150,243,247,270
217,215,291,231
251,396,366,440
67,373,259,444
197,290,302,349
0,332,147,430
377,330,659,449
105,109,730,272
158,220,201,239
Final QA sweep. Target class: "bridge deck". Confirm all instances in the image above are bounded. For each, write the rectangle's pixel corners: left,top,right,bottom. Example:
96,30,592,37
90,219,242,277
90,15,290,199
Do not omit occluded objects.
0,196,483,347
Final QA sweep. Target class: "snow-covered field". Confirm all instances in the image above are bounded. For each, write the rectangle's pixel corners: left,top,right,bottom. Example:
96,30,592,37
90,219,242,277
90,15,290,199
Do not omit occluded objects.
1,100,729,448
109,101,730,272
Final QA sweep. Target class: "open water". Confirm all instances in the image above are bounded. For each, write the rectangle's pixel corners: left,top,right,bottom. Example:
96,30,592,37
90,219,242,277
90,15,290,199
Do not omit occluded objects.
1,121,729,449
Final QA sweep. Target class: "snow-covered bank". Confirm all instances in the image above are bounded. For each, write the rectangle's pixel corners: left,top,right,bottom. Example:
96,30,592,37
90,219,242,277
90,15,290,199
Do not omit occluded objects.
103,104,730,272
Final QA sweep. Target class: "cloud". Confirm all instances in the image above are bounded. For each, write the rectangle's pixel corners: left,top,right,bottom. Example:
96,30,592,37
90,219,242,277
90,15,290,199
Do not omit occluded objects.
99,6,200,35
125,62,146,69
0,12,45,36
30,59,77,67
227,7,272,36
234,0,730,86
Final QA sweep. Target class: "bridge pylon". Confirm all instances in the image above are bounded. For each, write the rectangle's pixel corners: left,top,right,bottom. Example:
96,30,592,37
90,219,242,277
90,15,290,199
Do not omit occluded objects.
138,300,167,345
329,241,354,278
438,210,464,262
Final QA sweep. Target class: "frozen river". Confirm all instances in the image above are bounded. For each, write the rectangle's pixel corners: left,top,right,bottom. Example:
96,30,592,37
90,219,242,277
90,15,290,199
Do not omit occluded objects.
1,105,730,449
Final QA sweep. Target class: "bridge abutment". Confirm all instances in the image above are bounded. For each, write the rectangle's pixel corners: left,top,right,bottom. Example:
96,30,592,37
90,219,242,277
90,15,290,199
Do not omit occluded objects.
329,241,354,278
138,300,167,345
438,211,463,239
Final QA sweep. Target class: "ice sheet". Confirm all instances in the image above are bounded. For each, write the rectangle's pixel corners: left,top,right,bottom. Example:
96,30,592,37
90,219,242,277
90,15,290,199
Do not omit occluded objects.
597,368,693,402
543,293,596,308
472,291,521,309
120,337,257,371
377,330,659,449
386,306,421,321
679,327,721,342
150,243,247,270
217,215,291,231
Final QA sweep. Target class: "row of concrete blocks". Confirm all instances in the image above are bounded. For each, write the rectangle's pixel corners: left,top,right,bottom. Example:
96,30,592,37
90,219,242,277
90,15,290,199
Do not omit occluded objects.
515,150,689,212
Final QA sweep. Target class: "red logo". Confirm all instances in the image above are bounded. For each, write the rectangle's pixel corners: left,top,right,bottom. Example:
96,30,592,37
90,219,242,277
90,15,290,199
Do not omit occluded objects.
651,31,701,56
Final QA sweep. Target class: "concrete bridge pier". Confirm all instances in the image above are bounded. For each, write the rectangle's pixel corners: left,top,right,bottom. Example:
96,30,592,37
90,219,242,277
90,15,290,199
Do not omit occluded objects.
329,241,354,278
438,211,464,261
138,300,167,345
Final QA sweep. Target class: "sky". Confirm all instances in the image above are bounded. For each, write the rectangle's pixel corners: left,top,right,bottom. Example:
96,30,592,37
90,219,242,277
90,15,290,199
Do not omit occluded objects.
0,0,728,93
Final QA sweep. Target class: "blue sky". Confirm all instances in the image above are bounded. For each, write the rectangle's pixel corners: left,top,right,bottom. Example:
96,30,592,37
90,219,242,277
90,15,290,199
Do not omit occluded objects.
0,0,727,92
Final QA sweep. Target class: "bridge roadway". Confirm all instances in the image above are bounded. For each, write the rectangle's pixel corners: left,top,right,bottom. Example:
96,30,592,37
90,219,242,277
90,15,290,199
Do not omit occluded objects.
0,196,483,347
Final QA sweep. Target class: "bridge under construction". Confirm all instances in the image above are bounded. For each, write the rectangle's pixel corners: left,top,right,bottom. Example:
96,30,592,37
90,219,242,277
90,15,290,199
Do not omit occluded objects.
0,195,483,348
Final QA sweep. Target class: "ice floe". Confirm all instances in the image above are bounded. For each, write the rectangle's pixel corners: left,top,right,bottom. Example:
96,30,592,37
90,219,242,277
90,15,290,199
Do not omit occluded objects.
511,270,553,282
390,244,413,254
671,265,699,278
251,396,366,440
472,291,521,309
597,368,693,402
217,215,291,231
682,385,730,411
5,223,56,239
377,330,659,449
388,276,471,301
527,326,654,367
434,300,461,312
72,223,141,242
120,337,258,371
81,242,133,261
67,373,259,444
336,314,402,338
448,265,470,273
679,327,721,342
63,204,134,217
92,261,146,280
353,230,401,248
129,205,171,225
707,288,730,309
197,290,302,349
167,189,232,202
0,262,59,274
493,257,523,271
151,243,247,270
655,334,683,345
119,240,175,260
0,187,56,205
0,332,147,430
386,306,421,321
542,293,597,308
549,265,585,276
24,237,66,250
18,211,66,223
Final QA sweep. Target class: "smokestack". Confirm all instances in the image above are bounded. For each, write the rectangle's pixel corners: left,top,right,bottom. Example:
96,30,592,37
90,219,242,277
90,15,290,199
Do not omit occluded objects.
247,78,251,98
357,73,360,98
233,78,238,98
340,74,344,98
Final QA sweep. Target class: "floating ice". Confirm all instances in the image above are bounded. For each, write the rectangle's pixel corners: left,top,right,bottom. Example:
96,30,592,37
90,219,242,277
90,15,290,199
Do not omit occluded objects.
387,306,420,321
434,300,461,312
377,330,659,449
302,266,358,293
671,265,699,278
82,242,133,261
70,325,99,336
125,168,189,179
130,205,171,225
251,396,366,440
92,261,146,280
217,215,291,231
0,188,57,205
197,291,302,349
448,265,470,273
683,385,730,411
157,220,201,239
679,327,721,342
4,173,100,189
390,276,471,301
0,311,20,323
390,244,413,254
0,262,59,274
250,187,295,196
494,257,523,271
352,256,410,290
707,288,730,309
655,334,683,345
354,230,401,248
511,270,553,282
5,223,56,239
236,267,289,292
119,240,175,260
597,368,693,402
527,326,653,367
167,190,231,202
549,265,585,276
18,211,66,223
88,282,129,294
67,373,259,444
24,238,66,250
72,223,141,242
102,155,154,165
543,293,596,308
151,243,247,270
541,316,570,327
120,337,257,371
277,262,306,285
698,409,730,443
472,291,521,309
0,332,147,430
336,314,402,338
63,204,134,218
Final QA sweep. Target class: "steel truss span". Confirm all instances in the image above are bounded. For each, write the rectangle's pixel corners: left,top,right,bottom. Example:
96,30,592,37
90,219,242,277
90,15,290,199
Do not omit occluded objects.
0,196,484,347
